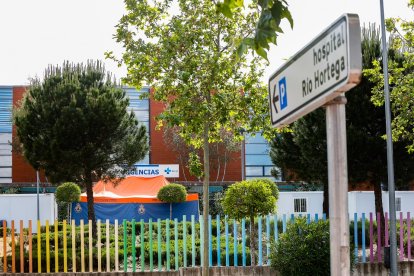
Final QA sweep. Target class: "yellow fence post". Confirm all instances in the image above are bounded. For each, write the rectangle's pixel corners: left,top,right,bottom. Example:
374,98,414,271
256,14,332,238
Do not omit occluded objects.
28,220,32,273
97,220,101,272
81,220,85,272
37,220,41,273
71,220,76,272
11,220,15,273
89,220,92,272
114,220,119,271
46,220,50,273
19,220,24,273
55,220,58,272
63,220,67,272
3,220,6,272
106,219,110,272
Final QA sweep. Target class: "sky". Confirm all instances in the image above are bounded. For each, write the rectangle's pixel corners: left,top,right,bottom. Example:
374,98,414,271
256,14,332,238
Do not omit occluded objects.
0,0,412,86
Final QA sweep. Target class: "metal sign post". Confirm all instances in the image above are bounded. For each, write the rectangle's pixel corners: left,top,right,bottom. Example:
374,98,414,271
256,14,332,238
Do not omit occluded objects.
379,0,398,274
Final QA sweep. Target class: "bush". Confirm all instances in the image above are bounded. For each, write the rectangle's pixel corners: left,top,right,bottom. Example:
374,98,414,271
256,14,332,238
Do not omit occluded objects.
157,184,187,203
270,218,330,275
55,182,81,204
271,218,355,276
56,182,81,220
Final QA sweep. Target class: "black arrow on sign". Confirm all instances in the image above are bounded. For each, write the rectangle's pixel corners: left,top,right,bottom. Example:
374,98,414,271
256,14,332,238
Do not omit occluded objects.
272,84,279,114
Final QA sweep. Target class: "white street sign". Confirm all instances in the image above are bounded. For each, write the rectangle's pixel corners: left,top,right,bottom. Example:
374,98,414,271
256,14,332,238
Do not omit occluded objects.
128,164,180,178
269,14,362,128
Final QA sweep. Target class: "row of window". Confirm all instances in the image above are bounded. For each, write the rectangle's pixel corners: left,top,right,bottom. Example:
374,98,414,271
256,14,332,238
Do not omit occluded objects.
125,87,150,164
244,132,280,181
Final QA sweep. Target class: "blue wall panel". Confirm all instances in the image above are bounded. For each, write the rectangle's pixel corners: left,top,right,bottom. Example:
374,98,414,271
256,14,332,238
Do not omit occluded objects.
0,87,12,133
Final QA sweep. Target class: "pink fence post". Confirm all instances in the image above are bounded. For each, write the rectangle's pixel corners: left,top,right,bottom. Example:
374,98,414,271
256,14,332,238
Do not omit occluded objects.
377,212,382,262
385,212,389,247
370,213,374,263
408,212,411,260
400,212,404,261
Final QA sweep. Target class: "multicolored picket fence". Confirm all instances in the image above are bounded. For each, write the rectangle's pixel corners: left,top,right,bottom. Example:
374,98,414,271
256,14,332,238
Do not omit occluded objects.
0,212,412,273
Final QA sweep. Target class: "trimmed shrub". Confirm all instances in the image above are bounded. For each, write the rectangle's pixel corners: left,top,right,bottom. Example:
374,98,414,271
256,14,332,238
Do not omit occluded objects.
55,182,81,220
157,184,187,203
55,182,81,204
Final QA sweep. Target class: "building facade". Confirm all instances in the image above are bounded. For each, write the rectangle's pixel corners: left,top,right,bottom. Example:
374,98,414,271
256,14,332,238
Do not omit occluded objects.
0,86,278,187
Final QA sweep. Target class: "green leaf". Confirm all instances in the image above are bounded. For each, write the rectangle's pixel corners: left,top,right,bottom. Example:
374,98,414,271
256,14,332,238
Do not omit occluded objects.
282,8,294,28
255,46,268,60
237,42,248,58
216,3,233,18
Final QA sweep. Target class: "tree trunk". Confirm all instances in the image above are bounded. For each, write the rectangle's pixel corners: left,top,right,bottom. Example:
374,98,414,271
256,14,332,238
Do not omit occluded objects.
250,215,256,266
215,144,220,182
202,121,210,276
67,203,71,221
85,171,97,239
373,180,385,247
323,181,329,218
221,151,228,182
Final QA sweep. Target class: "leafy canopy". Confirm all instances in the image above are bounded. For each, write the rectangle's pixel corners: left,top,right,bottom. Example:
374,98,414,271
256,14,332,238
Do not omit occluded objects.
157,184,188,203
108,0,275,149
364,1,414,153
216,0,293,60
222,178,278,219
14,61,149,184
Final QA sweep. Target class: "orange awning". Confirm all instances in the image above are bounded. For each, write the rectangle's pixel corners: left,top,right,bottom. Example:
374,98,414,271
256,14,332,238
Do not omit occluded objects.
79,175,198,203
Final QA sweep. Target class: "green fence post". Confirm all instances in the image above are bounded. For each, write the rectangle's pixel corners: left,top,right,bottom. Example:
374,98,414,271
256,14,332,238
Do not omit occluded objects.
149,218,153,272
132,219,136,272
166,219,170,271
123,219,127,272
217,214,221,267
174,218,179,270
140,219,145,272
183,215,187,267
157,219,162,272
191,215,195,267
233,219,237,266
200,215,204,267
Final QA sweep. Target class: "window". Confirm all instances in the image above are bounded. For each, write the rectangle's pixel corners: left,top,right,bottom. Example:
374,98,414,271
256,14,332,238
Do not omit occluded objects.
245,166,263,176
245,154,274,166
395,197,402,212
245,143,269,154
294,198,307,213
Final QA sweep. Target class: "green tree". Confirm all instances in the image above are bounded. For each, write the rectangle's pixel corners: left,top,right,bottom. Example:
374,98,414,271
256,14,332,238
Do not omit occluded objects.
109,1,274,273
270,110,329,214
14,61,149,237
55,182,81,220
216,0,293,60
270,26,414,234
222,178,278,265
365,1,414,153
157,183,187,220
